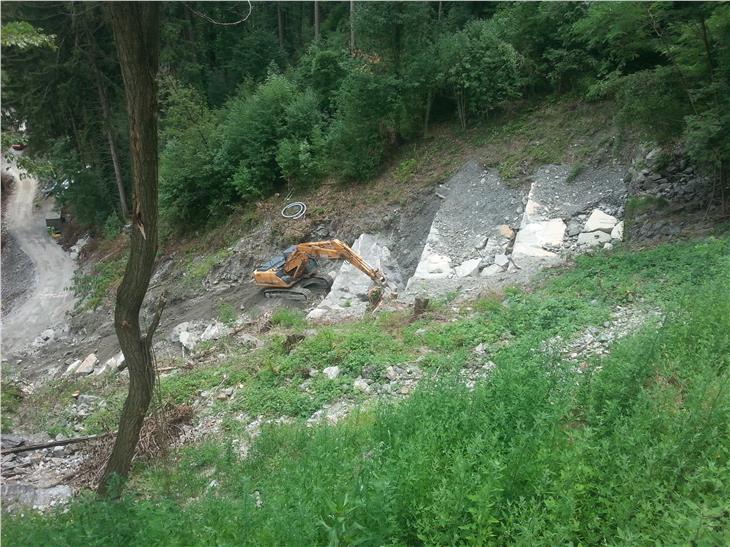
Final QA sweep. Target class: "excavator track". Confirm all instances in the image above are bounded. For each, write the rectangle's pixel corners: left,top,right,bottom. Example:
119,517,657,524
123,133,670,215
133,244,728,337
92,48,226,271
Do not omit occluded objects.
263,287,312,301
299,274,333,290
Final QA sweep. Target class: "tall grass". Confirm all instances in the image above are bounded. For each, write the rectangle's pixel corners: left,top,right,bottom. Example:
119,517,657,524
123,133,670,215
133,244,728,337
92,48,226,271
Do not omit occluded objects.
5,251,729,545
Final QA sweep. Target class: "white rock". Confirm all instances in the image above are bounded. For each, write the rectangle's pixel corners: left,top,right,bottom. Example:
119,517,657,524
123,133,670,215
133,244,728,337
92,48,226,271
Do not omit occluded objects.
455,258,481,278
179,331,199,351
201,321,231,342
75,353,98,375
353,378,371,393
584,209,618,233
577,231,612,247
474,343,488,355
512,218,566,260
611,221,624,241
96,351,124,375
63,360,82,376
170,321,191,343
474,236,489,250
494,254,510,268
385,366,400,381
603,242,614,251
480,264,503,277
323,366,340,380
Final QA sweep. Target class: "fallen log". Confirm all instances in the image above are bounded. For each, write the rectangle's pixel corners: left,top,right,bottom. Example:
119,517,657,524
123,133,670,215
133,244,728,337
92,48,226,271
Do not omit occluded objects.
1,432,115,456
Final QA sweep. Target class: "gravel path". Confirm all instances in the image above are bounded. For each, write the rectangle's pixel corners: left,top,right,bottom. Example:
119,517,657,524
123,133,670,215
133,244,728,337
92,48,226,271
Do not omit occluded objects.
1,153,76,356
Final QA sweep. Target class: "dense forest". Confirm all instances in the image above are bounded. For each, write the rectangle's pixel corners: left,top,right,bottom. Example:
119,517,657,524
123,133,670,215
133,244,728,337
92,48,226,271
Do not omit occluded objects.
2,1,729,234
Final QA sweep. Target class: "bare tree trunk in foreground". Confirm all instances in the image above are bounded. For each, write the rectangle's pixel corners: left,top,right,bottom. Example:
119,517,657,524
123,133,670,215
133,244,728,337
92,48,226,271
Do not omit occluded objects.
98,1,161,497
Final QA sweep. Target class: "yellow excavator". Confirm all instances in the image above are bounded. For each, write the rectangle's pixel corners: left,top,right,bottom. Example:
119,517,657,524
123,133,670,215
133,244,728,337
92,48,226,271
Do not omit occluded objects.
252,239,386,300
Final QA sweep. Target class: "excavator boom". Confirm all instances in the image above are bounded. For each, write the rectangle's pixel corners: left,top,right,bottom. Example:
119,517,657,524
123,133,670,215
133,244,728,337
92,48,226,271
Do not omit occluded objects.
294,240,386,285
252,239,386,299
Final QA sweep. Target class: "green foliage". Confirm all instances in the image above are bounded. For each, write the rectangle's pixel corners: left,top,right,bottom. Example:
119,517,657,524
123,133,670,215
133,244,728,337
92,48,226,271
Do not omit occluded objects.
441,19,524,128
72,257,126,311
566,162,586,183
1,382,23,432
185,249,231,284
328,64,400,180
219,74,297,199
5,1,730,234
615,67,688,141
218,303,237,327
159,79,229,231
102,215,123,240
0,21,55,49
270,308,306,329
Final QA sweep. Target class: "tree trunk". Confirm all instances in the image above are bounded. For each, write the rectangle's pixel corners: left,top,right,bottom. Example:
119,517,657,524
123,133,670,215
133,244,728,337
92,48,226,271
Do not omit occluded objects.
314,0,320,41
277,2,284,49
424,89,433,136
350,0,355,51
699,18,714,80
98,1,161,498
94,70,130,219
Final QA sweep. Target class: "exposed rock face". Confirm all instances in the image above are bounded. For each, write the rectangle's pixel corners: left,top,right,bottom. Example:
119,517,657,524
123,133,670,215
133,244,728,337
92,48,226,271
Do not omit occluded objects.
404,161,627,300
625,147,716,242
308,233,402,323
75,353,98,375
406,161,526,296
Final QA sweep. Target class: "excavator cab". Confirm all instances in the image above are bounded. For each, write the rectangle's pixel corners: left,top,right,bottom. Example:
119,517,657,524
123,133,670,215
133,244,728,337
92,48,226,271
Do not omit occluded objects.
254,246,319,288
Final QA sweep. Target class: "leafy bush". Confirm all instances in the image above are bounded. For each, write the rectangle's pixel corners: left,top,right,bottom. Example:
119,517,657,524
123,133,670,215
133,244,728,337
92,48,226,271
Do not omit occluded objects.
218,74,298,199
615,67,688,141
72,257,126,311
270,308,306,328
159,79,229,231
328,64,400,180
102,214,123,240
441,20,525,128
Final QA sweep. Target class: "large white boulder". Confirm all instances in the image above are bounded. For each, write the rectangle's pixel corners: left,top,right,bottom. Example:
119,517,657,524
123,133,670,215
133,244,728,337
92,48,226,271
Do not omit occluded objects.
577,231,612,247
611,221,624,240
584,209,618,233
75,353,98,375
455,258,481,278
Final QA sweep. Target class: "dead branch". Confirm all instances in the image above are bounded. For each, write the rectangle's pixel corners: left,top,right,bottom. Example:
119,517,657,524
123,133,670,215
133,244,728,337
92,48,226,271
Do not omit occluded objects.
184,1,252,26
1,432,115,455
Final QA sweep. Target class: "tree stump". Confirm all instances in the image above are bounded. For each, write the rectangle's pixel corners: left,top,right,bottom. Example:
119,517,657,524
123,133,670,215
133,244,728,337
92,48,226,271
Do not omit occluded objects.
413,297,429,316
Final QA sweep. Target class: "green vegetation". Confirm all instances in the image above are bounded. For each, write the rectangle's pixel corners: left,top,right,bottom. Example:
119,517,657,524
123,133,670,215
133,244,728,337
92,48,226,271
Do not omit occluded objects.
217,303,237,327
184,249,231,285
566,162,586,183
270,308,306,329
72,257,127,311
5,237,729,544
1,382,23,431
3,3,727,233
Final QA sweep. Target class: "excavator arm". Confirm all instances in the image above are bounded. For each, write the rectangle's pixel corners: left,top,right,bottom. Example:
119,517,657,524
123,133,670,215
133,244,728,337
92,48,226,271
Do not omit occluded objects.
291,239,386,285
253,239,386,299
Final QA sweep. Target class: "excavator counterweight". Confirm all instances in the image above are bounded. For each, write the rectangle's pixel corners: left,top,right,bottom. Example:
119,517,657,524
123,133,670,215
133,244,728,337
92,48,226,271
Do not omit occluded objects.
252,239,386,300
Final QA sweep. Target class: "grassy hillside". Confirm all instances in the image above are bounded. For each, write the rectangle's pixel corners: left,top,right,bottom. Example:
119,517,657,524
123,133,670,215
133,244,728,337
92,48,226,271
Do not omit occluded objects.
4,234,729,545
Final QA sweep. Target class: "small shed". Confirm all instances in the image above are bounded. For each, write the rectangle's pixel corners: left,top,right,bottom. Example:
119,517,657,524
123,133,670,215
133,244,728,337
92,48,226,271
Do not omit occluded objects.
45,207,65,232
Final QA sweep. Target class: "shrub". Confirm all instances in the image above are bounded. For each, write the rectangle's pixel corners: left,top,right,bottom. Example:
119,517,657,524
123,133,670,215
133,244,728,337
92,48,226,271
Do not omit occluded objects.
102,214,123,240
218,74,298,199
440,20,525,128
328,64,400,180
159,80,229,231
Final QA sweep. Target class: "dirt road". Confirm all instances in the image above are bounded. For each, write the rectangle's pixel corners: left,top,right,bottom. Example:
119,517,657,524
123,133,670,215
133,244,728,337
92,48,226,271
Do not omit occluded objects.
1,153,76,356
